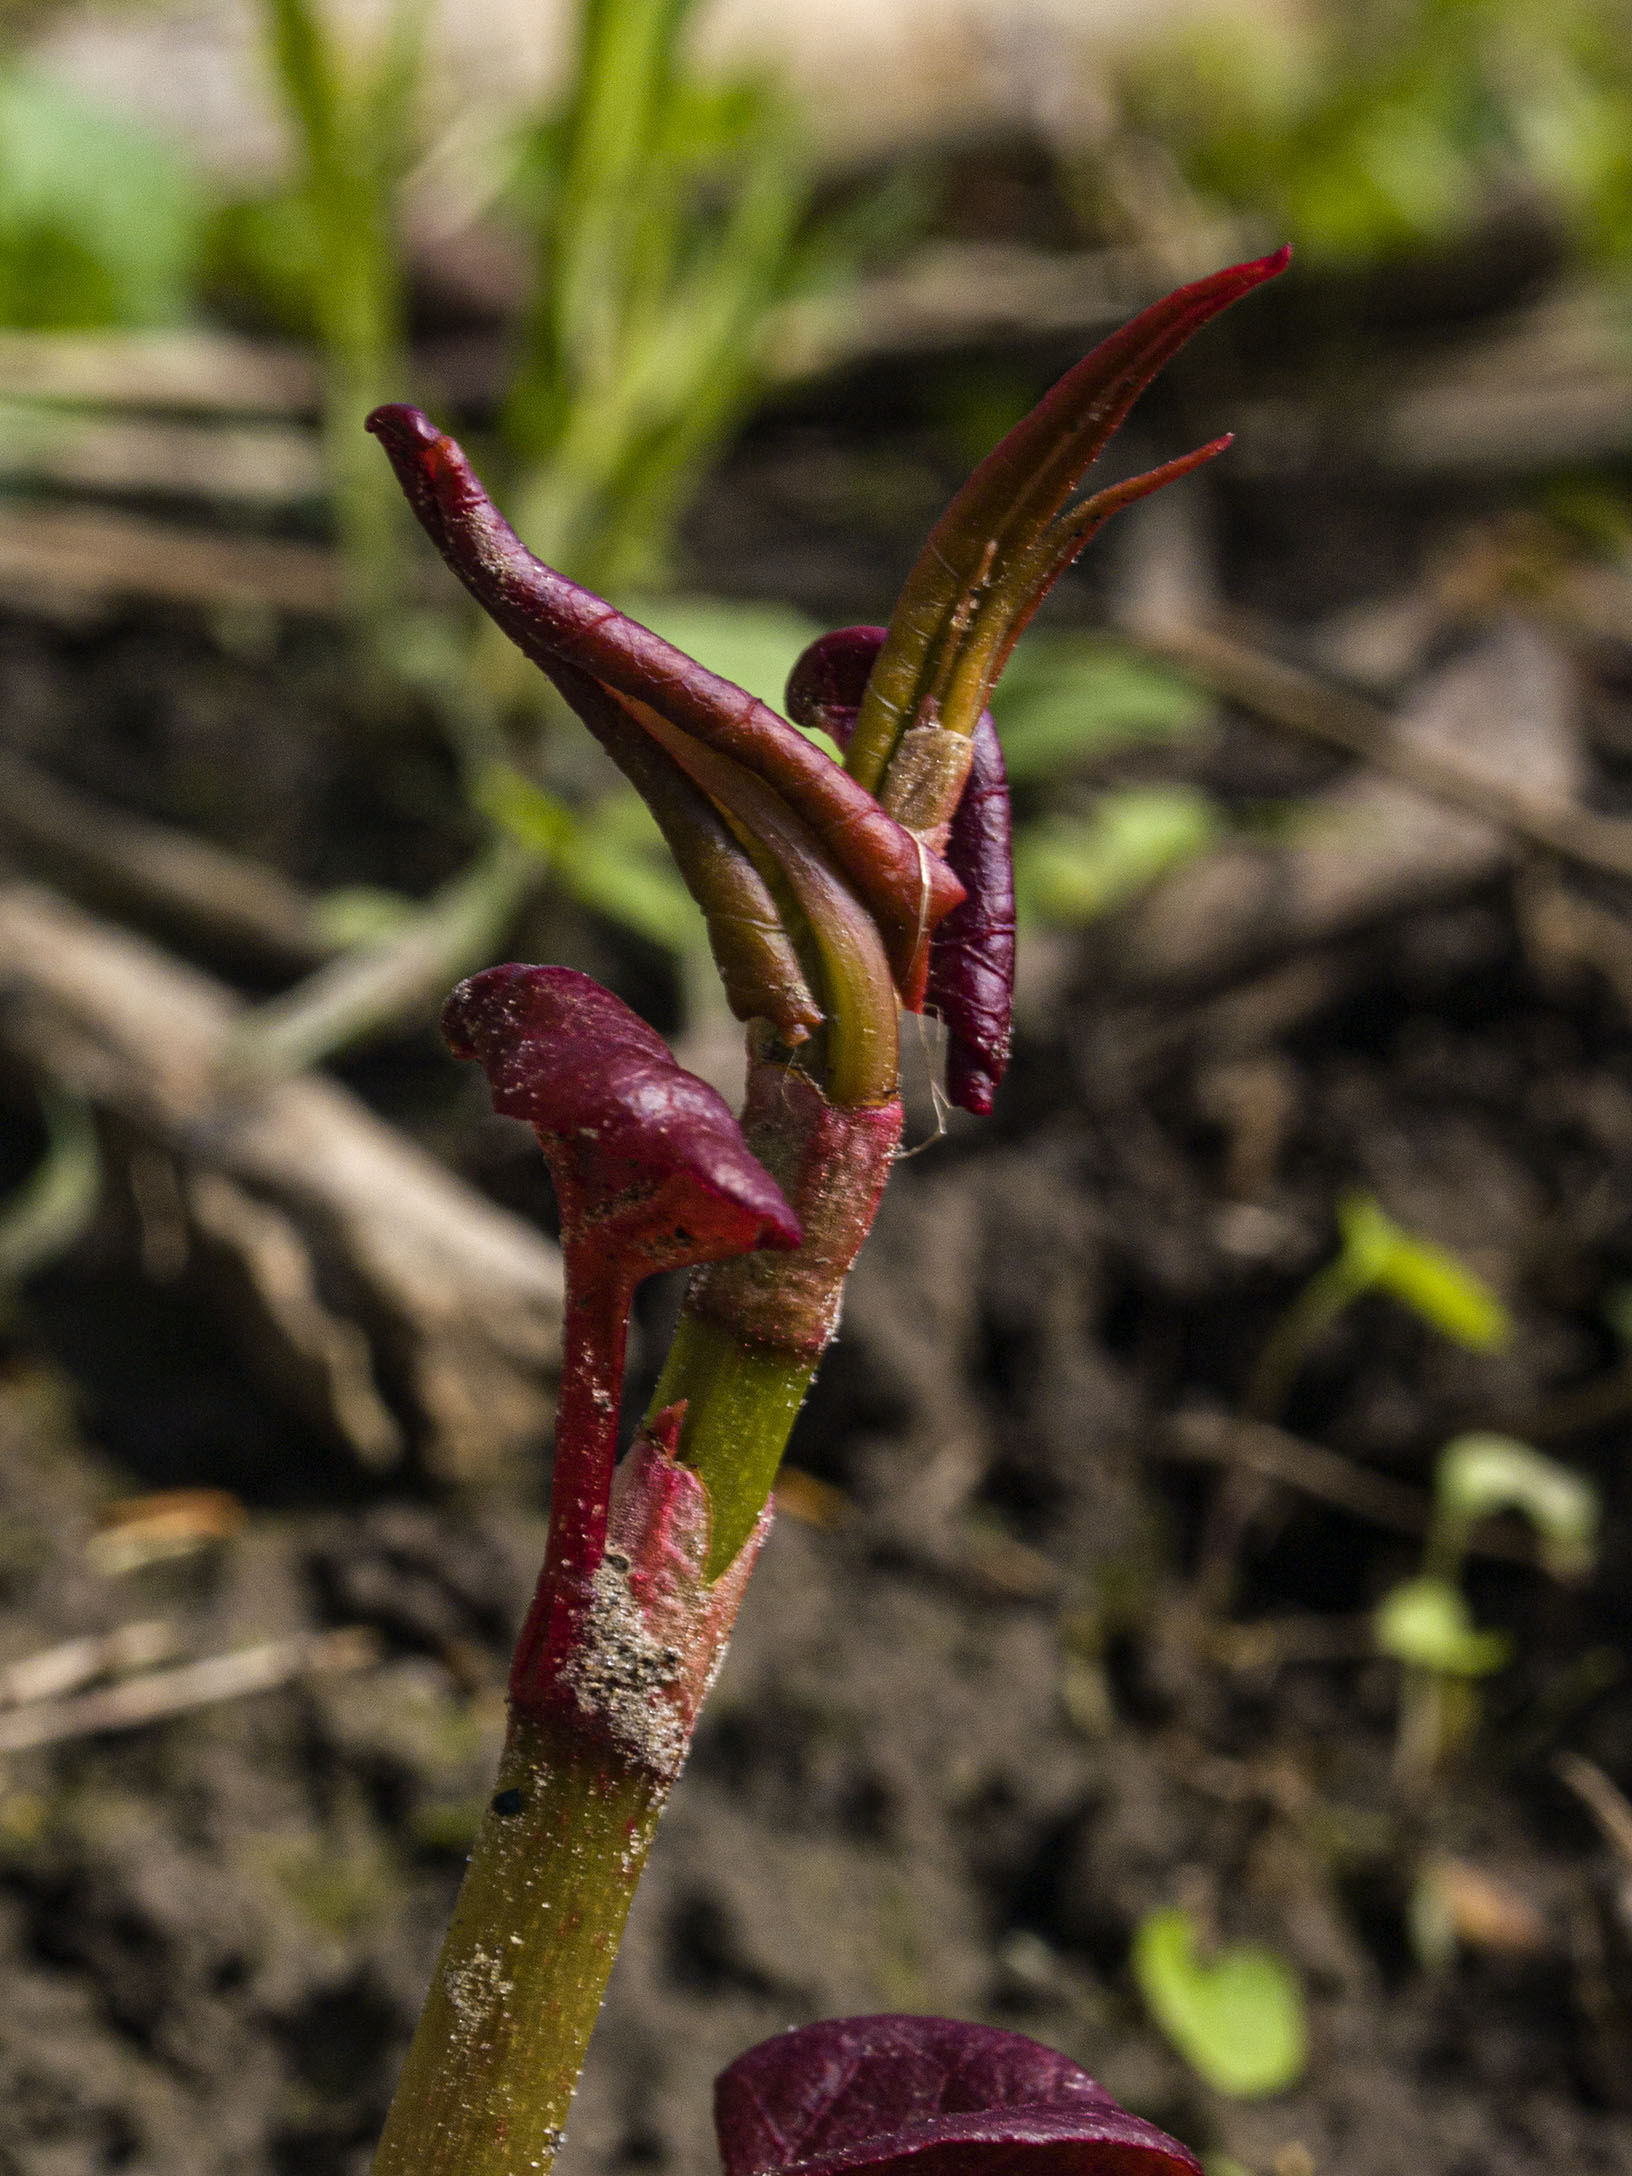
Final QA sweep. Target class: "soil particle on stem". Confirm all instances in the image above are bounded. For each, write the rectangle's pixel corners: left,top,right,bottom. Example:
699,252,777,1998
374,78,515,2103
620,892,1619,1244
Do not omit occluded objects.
559,1554,688,1780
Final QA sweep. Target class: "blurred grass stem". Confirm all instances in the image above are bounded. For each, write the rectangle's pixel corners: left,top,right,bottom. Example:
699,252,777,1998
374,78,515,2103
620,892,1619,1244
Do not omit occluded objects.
263,0,426,648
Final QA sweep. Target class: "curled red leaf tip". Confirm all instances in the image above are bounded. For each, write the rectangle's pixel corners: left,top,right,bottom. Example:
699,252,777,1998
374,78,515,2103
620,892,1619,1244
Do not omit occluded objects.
367,405,963,1004
715,2016,1201,2176
786,625,890,745
443,964,800,1263
788,631,1013,1116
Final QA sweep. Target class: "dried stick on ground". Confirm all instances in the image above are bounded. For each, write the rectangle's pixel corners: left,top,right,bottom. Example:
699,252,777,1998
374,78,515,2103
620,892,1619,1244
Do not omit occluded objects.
0,1628,379,1756
0,749,335,973
1161,1410,1537,1566
1134,615,1632,890
1113,617,1583,991
0,881,563,1481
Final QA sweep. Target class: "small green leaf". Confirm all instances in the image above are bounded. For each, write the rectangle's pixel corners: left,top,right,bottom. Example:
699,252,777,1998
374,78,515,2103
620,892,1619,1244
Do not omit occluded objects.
565,798,708,953
476,766,707,954
1335,1192,1511,1351
1375,1577,1511,1678
1014,786,1221,926
1436,1434,1598,1581
1131,1905,1307,2099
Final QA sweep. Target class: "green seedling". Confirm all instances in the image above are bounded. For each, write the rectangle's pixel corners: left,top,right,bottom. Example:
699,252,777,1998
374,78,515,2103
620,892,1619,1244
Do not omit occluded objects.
1431,1431,1599,1582
1131,1904,1308,2099
1376,1575,1512,1677
1248,1190,1510,1419
1376,1433,1599,1794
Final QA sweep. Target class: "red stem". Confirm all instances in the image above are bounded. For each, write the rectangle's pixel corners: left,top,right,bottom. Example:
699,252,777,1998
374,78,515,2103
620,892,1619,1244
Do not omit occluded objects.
509,1236,636,1715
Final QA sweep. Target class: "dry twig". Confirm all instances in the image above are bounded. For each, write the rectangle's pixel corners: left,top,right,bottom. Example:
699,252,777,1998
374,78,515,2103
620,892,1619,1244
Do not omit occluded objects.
1114,617,1581,992
0,881,562,1480
0,1621,177,1710
1135,616,1632,893
0,1628,379,1755
1557,1752,1632,1870
0,501,344,620
1162,1409,1536,1565
0,749,334,972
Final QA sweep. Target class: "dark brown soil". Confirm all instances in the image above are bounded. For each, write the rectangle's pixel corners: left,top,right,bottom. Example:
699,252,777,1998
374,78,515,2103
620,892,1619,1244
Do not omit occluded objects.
0,310,1630,2176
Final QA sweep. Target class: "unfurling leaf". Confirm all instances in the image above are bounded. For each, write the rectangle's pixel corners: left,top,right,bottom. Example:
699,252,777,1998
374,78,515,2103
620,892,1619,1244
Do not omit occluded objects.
366,404,963,1001
845,249,1291,795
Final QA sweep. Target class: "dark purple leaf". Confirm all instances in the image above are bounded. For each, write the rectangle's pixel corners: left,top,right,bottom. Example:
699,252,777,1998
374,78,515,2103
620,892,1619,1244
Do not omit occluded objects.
785,625,889,748
716,2017,1201,2176
931,711,1013,1115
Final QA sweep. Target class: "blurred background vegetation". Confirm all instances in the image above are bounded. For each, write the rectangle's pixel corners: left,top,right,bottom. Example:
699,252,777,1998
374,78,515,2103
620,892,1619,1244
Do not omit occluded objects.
6,0,1632,1042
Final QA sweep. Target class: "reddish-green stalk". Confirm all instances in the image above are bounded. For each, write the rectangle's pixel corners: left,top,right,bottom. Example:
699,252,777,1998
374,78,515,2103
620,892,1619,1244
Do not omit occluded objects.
366,247,1286,2176
375,967,801,2175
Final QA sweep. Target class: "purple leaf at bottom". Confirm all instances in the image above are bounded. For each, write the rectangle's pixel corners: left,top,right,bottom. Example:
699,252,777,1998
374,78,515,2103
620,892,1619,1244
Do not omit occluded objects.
716,2017,1202,2176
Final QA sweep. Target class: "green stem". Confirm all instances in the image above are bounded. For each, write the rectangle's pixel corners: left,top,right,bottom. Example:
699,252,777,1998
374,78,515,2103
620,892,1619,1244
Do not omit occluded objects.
370,1709,666,2176
651,1310,817,1576
1244,1261,1368,1420
655,1055,905,1572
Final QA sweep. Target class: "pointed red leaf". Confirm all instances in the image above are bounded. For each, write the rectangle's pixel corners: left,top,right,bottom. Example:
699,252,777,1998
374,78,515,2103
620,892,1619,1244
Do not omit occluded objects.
845,250,1289,792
